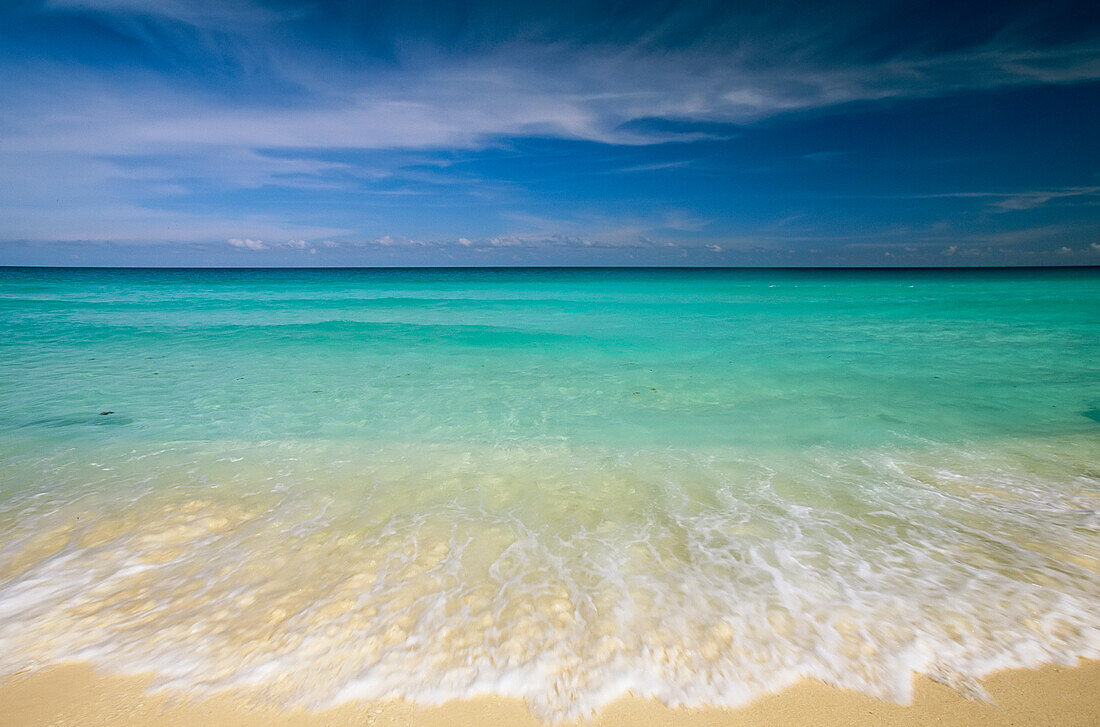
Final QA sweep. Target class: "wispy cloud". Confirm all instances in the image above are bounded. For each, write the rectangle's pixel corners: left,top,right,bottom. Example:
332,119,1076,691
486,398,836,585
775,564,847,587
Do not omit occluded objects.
44,0,296,35
2,1,1098,261
8,3,1100,158
814,187,1100,211
992,187,1100,211
617,161,693,173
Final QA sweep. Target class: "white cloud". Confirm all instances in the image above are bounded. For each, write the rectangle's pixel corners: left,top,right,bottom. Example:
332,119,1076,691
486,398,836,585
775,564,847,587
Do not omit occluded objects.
45,0,287,28
5,30,1099,160
226,237,324,252
311,229,710,252
828,187,1100,212
994,187,1100,211
227,237,266,250
617,161,693,173
5,2,1100,250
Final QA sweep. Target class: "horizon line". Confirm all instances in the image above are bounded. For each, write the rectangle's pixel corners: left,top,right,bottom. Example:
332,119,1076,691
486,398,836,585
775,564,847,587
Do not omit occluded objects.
2,264,1098,272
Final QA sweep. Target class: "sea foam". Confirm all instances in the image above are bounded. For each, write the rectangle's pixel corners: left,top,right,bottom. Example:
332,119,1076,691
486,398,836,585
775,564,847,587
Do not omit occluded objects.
1,439,1097,721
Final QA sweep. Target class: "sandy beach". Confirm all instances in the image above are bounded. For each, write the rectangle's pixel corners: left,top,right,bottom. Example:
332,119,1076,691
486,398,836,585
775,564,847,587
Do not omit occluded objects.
2,659,1097,727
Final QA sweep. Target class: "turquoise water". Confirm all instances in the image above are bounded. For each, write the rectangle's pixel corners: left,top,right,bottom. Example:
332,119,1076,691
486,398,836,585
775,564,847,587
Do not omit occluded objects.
1,267,1098,718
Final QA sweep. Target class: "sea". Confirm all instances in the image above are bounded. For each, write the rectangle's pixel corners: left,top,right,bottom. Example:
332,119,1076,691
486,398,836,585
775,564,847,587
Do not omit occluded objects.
0,266,1097,720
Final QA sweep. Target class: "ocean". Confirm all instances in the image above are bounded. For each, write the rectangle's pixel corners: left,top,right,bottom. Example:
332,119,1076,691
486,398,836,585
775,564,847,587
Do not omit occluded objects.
0,266,1097,719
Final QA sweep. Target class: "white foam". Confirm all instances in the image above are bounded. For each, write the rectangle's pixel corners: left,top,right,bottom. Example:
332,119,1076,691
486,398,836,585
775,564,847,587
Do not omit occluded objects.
0,438,1098,721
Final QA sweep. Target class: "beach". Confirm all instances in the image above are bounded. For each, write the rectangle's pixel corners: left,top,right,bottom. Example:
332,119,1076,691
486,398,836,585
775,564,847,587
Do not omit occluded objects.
3,660,1098,726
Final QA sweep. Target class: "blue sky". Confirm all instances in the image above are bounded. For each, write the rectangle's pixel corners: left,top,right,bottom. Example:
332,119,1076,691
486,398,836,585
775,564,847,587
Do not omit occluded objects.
1,0,1099,266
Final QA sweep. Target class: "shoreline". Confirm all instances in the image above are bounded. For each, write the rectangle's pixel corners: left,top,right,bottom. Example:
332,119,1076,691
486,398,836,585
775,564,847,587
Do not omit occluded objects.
2,659,1097,727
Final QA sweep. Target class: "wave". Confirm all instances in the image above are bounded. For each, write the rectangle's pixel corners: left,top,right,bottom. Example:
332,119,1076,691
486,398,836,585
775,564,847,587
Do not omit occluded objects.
1,439,1097,720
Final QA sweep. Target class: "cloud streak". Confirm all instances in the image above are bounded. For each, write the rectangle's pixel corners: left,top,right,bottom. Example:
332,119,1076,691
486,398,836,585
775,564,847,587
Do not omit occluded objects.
8,2,1100,156
1,1,1098,262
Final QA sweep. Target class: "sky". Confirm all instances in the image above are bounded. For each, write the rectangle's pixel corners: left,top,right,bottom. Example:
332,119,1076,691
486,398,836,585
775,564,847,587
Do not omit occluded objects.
1,0,1099,266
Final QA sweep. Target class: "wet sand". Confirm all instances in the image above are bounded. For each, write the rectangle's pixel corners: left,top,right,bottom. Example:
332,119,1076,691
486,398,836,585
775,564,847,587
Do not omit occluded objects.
2,659,1097,727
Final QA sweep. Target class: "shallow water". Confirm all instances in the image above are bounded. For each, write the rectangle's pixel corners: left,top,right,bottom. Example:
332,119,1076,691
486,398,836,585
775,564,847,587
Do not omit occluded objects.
1,267,1098,719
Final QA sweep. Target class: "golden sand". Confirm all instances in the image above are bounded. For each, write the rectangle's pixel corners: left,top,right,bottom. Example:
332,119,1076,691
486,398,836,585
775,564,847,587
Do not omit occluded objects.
2,660,1097,727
